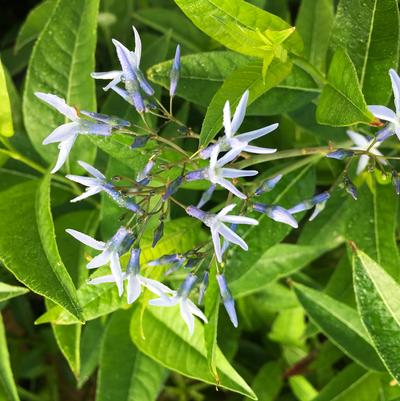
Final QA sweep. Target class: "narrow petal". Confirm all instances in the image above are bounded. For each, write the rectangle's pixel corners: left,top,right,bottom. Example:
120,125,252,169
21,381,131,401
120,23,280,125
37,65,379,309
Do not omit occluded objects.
242,145,276,154
140,277,176,296
127,274,142,304
346,130,369,148
209,145,220,170
65,175,99,186
217,204,236,217
51,134,78,173
111,86,132,104
112,39,135,81
87,249,111,269
42,122,79,145
103,74,123,91
231,90,248,134
70,186,102,203
132,25,142,65
389,69,400,114
223,100,232,137
77,160,106,179
187,299,208,323
368,105,397,123
88,274,116,285
221,168,258,178
66,228,105,250
149,296,178,307
211,228,222,263
356,154,370,175
91,70,122,80
109,252,124,296
180,301,195,336
35,92,78,121
220,215,258,225
217,178,246,199
216,146,244,166
268,206,298,228
236,123,279,143
218,223,248,250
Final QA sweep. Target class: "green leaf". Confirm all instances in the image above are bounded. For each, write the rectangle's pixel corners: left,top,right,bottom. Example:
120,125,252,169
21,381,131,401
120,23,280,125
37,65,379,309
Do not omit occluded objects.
174,0,302,57
293,282,384,371
0,283,28,302
353,249,400,382
0,59,14,138
200,59,292,146
288,376,318,401
0,314,20,401
230,244,326,297
0,180,83,321
316,49,375,126
14,0,56,53
269,307,306,347
97,310,167,401
296,0,334,72
23,0,99,173
330,0,400,105
312,363,381,401
36,218,207,324
130,306,256,399
245,362,282,401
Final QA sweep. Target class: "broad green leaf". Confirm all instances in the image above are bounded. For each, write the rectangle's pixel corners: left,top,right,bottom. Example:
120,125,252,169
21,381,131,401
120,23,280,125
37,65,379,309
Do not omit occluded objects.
330,0,400,105
244,362,282,401
130,306,256,399
289,376,318,401
200,58,292,146
353,250,400,382
296,0,334,72
293,282,384,371
174,0,302,57
230,244,326,297
0,314,20,401
269,307,306,347
316,49,375,126
312,363,381,401
0,181,83,321
23,0,99,173
226,166,315,283
14,1,56,53
148,52,318,116
97,310,166,401
0,283,28,302
0,59,13,138
36,218,206,324
135,8,210,52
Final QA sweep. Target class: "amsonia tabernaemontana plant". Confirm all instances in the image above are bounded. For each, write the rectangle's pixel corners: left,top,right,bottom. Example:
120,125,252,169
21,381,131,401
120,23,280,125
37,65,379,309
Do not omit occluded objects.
1,0,400,400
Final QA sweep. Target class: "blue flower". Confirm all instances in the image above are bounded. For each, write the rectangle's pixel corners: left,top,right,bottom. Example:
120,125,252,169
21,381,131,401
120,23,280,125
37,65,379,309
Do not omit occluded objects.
36,93,126,173
368,69,400,140
147,254,186,276
197,184,216,208
170,44,181,97
186,204,258,263
216,273,238,327
186,146,258,199
198,271,209,305
255,174,282,195
253,203,298,228
66,227,134,295
200,90,278,163
343,176,357,200
163,176,183,200
149,274,208,335
288,192,330,221
326,149,354,160
66,160,143,213
89,248,174,304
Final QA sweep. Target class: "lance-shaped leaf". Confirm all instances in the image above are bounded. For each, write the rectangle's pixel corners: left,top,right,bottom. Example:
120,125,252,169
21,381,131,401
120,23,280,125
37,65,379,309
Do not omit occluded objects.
0,59,13,138
174,0,302,57
23,0,99,173
293,282,384,371
353,249,400,382
330,0,400,105
0,180,83,321
200,58,292,146
316,49,375,126
130,306,256,399
97,310,167,401
0,314,20,401
0,283,28,302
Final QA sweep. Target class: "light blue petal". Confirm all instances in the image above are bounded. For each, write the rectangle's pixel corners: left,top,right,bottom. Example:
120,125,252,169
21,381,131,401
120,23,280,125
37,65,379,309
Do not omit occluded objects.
230,90,249,134
35,92,78,121
236,122,279,143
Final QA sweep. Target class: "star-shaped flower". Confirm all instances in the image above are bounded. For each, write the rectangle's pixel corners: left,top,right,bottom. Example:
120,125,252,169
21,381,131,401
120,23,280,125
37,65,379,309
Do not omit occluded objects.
66,227,134,296
347,130,386,175
200,90,278,163
36,93,129,173
186,204,258,263
368,69,400,140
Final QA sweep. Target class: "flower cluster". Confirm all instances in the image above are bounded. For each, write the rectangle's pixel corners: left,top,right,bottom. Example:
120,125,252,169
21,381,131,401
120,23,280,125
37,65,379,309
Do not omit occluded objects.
36,25,400,335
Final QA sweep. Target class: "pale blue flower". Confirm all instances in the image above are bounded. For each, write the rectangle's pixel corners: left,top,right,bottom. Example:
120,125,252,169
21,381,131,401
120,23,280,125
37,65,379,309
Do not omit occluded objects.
36,93,125,173
186,204,258,263
197,184,216,208
216,273,237,327
289,192,330,221
89,248,174,304
346,130,386,175
66,160,143,213
170,44,181,97
149,274,208,335
198,271,209,305
326,149,354,160
343,176,357,200
253,203,298,228
200,90,278,163
66,227,134,295
255,174,282,196
147,254,186,276
186,146,258,199
368,69,400,140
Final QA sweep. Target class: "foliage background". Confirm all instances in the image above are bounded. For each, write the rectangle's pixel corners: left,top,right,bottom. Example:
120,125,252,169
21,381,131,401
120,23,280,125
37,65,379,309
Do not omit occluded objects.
1,0,400,400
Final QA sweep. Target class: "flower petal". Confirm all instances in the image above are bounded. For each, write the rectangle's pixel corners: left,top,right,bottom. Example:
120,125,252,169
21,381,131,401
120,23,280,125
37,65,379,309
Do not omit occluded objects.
221,168,258,178
77,160,106,179
132,25,142,65
356,154,370,175
217,223,248,250
65,175,100,186
87,249,111,269
140,277,175,296
103,73,123,91
35,92,78,121
368,105,398,123
127,274,142,304
91,70,122,80
217,178,246,199
51,133,78,173
66,229,106,250
346,130,369,148
389,69,400,114
42,122,80,145
242,145,276,154
211,227,222,263
187,299,208,323
236,123,279,143
180,301,195,336
70,186,102,203
217,204,236,217
216,146,244,166
88,274,116,285
109,251,124,296
220,215,258,225
231,90,248,134
223,100,232,137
